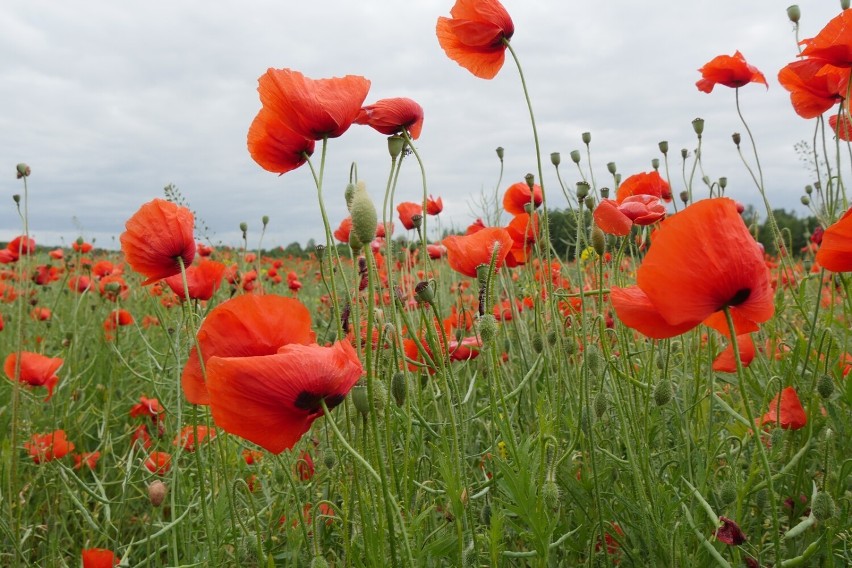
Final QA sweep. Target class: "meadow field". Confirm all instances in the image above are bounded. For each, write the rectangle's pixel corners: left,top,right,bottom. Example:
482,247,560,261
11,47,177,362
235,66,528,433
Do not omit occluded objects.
2,1,852,567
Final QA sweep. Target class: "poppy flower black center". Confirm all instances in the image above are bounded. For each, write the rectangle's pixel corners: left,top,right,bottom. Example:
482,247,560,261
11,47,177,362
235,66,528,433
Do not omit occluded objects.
294,391,345,416
726,288,751,307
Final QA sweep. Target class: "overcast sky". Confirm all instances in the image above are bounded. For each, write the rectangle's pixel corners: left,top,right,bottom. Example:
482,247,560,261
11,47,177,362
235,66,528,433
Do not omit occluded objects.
0,1,844,249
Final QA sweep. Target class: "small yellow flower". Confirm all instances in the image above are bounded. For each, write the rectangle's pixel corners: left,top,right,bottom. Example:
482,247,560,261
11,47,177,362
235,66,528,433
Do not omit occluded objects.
497,441,508,460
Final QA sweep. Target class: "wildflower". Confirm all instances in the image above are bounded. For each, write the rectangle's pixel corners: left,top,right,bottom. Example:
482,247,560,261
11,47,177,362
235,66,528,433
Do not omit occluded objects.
426,195,444,215
129,396,164,423
206,341,364,454
255,68,370,140
593,195,666,237
829,113,852,141
610,198,773,339
163,259,226,301
397,202,423,230
103,309,134,340
503,181,542,215
174,425,216,452
334,217,353,244
68,275,92,294
442,227,514,278
758,386,807,430
715,517,747,546
799,10,852,67
132,424,153,449
72,240,93,254
616,171,671,202
144,451,172,475
696,51,767,93
182,294,316,405
427,243,446,259
25,430,74,463
777,59,849,119
355,97,424,139
247,108,316,174
73,451,101,471
436,0,515,79
4,351,63,401
815,205,852,271
296,450,315,481
242,449,264,465
120,199,196,285
30,307,51,321
711,334,755,372
81,548,119,568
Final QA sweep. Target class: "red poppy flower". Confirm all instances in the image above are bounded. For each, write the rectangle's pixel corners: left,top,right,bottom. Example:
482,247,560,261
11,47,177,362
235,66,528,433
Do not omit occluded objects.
616,171,671,203
759,386,807,430
132,424,153,449
4,351,63,401
6,235,35,259
73,241,93,254
594,195,666,237
799,10,852,67
163,259,226,301
181,294,316,405
505,212,539,266
426,195,444,215
442,226,514,278
503,182,542,215
465,218,486,235
711,334,755,373
174,425,216,452
82,548,119,568
68,275,92,294
73,451,101,471
696,51,767,93
829,113,852,141
778,60,849,119
334,217,353,244
355,97,424,139
98,275,129,302
247,108,315,175
436,0,515,80
397,202,423,230
103,308,134,331
296,450,315,481
611,198,773,339
144,451,172,475
30,307,51,321
25,430,74,464
242,449,264,465
427,244,446,259
120,199,196,285
206,341,364,454
48,248,64,260
715,517,747,546
816,205,852,271
130,396,164,422
256,68,370,140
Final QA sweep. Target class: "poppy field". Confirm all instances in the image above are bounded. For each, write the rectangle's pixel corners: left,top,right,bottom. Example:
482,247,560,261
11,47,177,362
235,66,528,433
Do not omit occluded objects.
4,1,852,567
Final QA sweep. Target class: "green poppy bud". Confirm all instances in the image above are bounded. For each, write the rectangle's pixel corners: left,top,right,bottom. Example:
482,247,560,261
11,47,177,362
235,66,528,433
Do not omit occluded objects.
811,491,836,521
391,372,407,406
654,379,673,406
350,182,378,245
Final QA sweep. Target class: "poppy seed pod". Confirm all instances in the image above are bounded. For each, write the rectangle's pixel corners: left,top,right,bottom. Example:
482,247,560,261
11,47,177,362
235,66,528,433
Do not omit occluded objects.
582,132,591,145
614,173,621,185
651,158,660,170
496,146,504,160
600,187,610,199
262,215,269,227
787,5,800,23
570,150,581,164
414,280,435,304
659,141,669,154
607,162,617,174
732,132,742,147
576,182,590,200
719,177,727,190
16,163,30,178
387,135,404,158
805,184,813,195
679,190,689,204
843,0,850,11
692,117,705,137
12,194,21,204
410,214,423,230
550,152,561,166
524,173,536,190
239,222,248,234
801,195,811,206
680,148,689,159
315,244,326,259
350,183,378,246
584,196,596,210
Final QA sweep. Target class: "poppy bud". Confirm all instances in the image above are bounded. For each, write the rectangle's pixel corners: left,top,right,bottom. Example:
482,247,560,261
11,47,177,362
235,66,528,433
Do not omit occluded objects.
550,152,561,166
718,480,737,505
542,480,560,509
755,490,769,511
680,148,689,159
387,135,404,158
148,480,168,507
477,314,498,343
570,150,581,164
414,280,435,304
651,158,660,171
787,5,800,23
692,117,705,137
524,173,535,190
654,379,673,406
547,330,558,346
679,191,689,205
16,163,30,178
344,183,356,210
496,147,504,160
594,391,609,418
311,557,330,568
262,215,269,227
565,339,577,355
350,182,378,245
576,182,590,200
817,374,834,398
531,334,544,353
801,195,810,206
607,162,617,174
391,371,406,406
732,132,741,147
811,491,836,521
659,141,669,154
591,224,606,256
805,184,813,195
582,131,591,145
584,196,596,210
348,230,363,253
351,384,370,416
719,177,727,190
600,187,610,199
323,449,337,469
584,345,603,376
12,194,20,204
